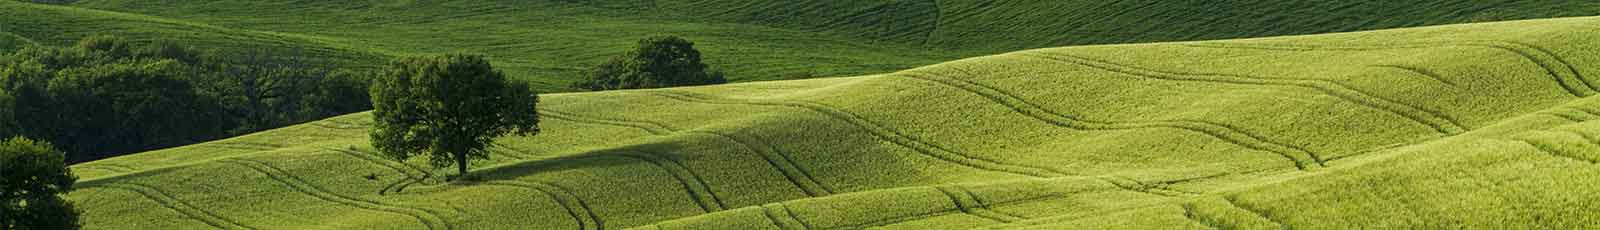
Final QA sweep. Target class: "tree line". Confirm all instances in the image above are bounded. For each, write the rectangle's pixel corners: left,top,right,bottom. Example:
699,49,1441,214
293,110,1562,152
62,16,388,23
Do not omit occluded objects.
3,34,723,229
0,35,372,163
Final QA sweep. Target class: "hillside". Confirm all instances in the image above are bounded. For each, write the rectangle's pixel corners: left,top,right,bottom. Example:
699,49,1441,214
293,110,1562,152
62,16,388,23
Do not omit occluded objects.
66,16,1600,229
5,0,1597,90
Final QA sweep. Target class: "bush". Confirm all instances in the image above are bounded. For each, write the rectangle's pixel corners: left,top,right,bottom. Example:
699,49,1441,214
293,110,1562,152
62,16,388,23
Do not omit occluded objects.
0,137,81,230
574,35,726,90
73,34,130,59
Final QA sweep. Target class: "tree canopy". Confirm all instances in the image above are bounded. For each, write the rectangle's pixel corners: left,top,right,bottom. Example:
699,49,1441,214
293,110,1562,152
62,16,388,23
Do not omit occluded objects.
574,35,725,90
0,137,80,230
370,53,540,176
0,35,373,163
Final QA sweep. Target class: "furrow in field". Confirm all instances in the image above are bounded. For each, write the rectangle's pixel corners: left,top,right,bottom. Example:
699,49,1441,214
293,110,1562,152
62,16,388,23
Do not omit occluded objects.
1181,40,1592,97
481,180,603,230
1181,203,1225,230
324,147,433,195
956,185,1027,222
1222,196,1288,229
612,151,727,213
540,107,832,198
218,158,453,230
1522,131,1600,164
690,129,834,197
644,90,1073,178
1018,52,1466,135
1371,64,1455,86
935,186,1023,223
97,183,256,230
79,163,137,173
902,69,1322,169
541,109,674,135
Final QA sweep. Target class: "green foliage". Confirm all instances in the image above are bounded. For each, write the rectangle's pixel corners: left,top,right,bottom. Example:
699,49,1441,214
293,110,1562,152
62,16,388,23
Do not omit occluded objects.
299,69,373,120
370,53,540,176
576,35,726,91
1,137,80,230
0,35,371,162
38,60,227,159
72,34,130,59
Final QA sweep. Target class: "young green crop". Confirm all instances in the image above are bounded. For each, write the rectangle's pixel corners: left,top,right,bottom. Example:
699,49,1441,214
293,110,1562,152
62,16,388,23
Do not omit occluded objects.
54,16,1600,229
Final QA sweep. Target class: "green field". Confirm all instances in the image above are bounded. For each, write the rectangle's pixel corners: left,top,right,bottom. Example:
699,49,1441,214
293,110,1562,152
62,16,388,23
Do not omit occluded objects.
63,14,1600,229
5,0,1598,91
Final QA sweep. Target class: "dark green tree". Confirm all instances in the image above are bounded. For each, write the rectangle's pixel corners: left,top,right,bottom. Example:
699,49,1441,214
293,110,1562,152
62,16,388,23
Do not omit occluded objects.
575,35,725,90
370,53,540,177
0,137,81,230
298,69,373,120
0,90,14,139
25,60,226,161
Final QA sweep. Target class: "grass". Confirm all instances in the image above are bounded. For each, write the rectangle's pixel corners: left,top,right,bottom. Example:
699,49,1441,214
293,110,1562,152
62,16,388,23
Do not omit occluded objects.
61,15,1600,229
5,0,1597,91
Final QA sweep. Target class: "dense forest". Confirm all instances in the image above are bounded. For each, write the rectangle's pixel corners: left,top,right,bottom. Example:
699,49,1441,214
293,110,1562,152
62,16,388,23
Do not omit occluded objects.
0,35,371,163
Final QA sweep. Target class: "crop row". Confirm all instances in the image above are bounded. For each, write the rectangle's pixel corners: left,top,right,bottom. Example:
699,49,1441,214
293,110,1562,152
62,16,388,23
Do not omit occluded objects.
643,90,1073,178
1016,52,1466,135
901,67,1323,169
480,180,604,230
324,147,436,195
541,107,833,197
96,182,256,230
1371,64,1455,86
613,151,729,213
1181,40,1591,97
935,185,1025,223
219,158,454,230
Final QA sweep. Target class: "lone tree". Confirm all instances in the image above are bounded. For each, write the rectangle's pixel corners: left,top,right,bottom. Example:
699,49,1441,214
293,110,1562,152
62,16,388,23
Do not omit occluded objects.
369,54,540,177
574,35,725,90
1,137,81,230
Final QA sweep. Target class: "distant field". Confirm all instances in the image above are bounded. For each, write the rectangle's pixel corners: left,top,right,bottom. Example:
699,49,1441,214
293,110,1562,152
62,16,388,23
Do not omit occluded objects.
67,16,1600,229
4,0,1596,91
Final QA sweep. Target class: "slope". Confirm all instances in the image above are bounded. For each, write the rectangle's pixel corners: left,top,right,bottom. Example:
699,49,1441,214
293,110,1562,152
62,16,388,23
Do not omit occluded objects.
64,16,1600,229
9,0,1599,91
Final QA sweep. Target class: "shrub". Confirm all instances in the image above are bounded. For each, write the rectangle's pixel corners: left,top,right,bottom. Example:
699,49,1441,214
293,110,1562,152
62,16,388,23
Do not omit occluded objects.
73,34,130,59
575,35,725,90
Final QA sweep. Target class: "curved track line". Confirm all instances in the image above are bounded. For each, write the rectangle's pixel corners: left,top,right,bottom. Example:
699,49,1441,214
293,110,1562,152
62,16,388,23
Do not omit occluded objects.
1181,40,1593,96
612,151,725,213
325,147,433,195
97,183,257,230
690,129,833,197
542,108,832,198
219,158,452,230
543,106,833,197
936,186,1022,223
482,180,602,230
901,69,1322,169
541,109,674,135
1017,52,1466,135
78,164,136,173
644,90,1072,178
1371,64,1455,86
1518,138,1600,164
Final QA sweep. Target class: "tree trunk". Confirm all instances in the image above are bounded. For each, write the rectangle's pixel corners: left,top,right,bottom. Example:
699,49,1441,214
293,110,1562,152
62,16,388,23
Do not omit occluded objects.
455,151,468,177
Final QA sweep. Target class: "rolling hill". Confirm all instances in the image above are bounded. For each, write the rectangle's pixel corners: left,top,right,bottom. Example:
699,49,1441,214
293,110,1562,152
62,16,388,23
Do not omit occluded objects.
65,16,1600,229
5,0,1597,91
